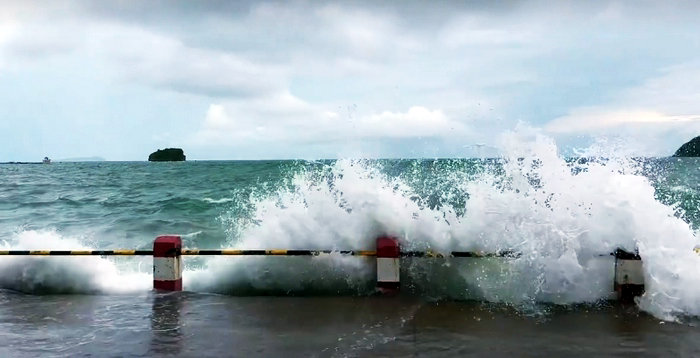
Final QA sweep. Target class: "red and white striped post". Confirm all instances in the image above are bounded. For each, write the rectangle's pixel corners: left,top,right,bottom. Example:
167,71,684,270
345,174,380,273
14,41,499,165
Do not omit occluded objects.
376,236,400,294
613,249,644,302
153,235,182,291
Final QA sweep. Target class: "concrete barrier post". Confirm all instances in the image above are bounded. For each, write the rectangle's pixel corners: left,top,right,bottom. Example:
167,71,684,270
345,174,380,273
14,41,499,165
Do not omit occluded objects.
153,235,182,291
376,236,400,294
613,249,644,302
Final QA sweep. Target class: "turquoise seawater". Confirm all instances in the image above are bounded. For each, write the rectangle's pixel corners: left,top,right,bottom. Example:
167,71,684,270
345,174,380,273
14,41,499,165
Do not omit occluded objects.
0,161,297,248
0,155,699,356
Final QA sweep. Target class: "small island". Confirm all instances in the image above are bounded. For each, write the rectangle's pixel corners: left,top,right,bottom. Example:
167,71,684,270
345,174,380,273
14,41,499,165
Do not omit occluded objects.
148,148,186,162
673,136,700,157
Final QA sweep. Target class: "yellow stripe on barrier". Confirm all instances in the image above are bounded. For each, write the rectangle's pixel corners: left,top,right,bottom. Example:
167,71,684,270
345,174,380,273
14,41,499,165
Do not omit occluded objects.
112,250,136,255
182,249,199,255
69,251,92,255
266,250,288,255
0,251,9,255
355,251,377,256
29,250,50,255
220,250,243,255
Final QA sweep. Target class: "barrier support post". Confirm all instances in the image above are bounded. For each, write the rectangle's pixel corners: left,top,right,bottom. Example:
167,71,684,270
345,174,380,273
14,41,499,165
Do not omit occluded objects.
614,249,644,303
376,236,400,295
153,235,182,291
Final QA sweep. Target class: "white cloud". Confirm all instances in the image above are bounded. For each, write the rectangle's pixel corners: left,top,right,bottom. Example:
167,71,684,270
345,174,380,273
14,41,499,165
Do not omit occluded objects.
314,5,421,60
2,22,82,60
90,24,286,98
0,22,17,69
439,14,535,48
544,62,700,155
546,62,700,134
546,109,700,133
0,17,18,47
191,94,468,148
191,92,330,144
0,15,286,98
0,2,78,69
357,106,466,139
618,62,700,112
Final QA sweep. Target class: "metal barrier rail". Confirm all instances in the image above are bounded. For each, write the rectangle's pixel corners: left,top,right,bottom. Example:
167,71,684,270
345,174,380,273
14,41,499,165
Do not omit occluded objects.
181,249,377,256
0,249,521,257
0,233,654,301
0,250,153,255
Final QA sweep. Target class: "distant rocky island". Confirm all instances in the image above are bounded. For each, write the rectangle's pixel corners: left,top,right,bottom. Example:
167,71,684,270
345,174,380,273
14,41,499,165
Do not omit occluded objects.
148,148,186,162
673,136,700,157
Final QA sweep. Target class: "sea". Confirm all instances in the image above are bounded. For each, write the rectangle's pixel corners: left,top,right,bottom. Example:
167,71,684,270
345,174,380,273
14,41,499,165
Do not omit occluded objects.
1,134,699,357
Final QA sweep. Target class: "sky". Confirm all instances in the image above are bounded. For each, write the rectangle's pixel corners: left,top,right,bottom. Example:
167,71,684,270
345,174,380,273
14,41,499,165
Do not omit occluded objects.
1,0,700,161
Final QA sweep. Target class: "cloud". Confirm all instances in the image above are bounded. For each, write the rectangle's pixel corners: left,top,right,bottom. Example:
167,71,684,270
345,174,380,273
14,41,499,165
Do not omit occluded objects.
546,109,700,133
358,106,467,138
0,2,421,98
544,62,700,154
90,24,287,98
190,94,468,149
545,62,700,133
4,0,700,159
0,23,16,69
2,22,82,60
190,92,332,144
438,13,535,48
312,4,421,60
0,3,79,69
0,16,286,98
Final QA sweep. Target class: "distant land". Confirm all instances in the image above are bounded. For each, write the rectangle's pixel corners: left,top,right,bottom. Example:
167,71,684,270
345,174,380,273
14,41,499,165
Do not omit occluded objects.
673,136,700,157
0,156,105,164
58,156,106,162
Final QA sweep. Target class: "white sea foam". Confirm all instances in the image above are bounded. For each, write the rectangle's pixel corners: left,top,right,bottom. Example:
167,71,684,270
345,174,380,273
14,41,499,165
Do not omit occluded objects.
184,254,374,295
0,230,151,294
181,231,203,238
202,197,235,204
191,127,698,320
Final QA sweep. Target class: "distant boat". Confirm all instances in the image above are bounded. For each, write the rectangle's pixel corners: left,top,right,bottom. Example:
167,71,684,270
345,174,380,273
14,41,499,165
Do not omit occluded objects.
42,157,51,164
